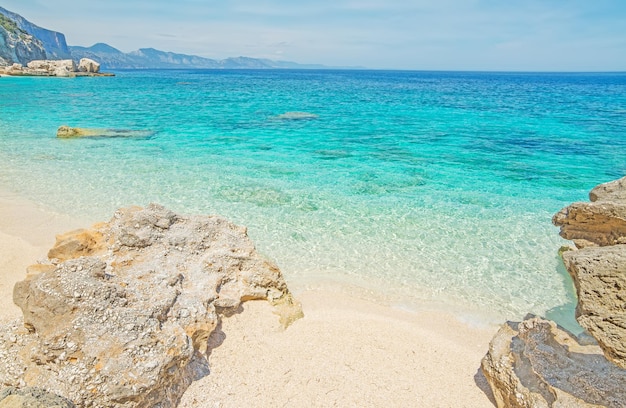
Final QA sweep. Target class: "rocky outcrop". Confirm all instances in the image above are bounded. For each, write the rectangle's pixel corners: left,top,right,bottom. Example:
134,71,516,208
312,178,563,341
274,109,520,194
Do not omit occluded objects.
483,176,626,407
27,59,75,76
552,176,626,248
57,126,154,138
0,204,302,407
78,58,100,73
1,59,113,77
481,316,626,408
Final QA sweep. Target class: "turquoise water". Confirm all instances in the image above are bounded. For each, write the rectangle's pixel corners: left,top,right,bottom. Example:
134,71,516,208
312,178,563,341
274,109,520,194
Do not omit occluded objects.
1,70,625,325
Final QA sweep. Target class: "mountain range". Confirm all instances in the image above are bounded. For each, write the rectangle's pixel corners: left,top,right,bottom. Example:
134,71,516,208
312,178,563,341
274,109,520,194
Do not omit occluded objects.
0,6,330,70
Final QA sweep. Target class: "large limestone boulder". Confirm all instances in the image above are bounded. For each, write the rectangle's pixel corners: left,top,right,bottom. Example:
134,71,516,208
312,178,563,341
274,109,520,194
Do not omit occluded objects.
481,316,626,408
0,204,302,407
25,59,76,76
562,245,626,369
552,176,626,248
78,58,100,73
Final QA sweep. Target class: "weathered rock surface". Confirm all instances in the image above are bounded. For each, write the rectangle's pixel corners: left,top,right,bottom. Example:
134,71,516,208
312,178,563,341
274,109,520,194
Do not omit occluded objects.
562,245,626,369
484,176,626,407
0,387,75,408
1,59,113,77
56,126,155,139
482,316,626,408
553,176,626,248
78,58,100,73
0,204,302,408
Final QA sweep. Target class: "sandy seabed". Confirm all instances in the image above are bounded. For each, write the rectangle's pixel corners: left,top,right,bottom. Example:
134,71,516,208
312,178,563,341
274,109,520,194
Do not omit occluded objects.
0,192,498,407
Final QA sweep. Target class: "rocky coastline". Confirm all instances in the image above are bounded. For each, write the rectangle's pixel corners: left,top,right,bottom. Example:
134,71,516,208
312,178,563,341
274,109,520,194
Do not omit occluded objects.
0,58,113,77
482,176,626,407
0,178,624,407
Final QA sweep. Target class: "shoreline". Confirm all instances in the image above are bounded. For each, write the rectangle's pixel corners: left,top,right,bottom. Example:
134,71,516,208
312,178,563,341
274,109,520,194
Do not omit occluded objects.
0,190,498,406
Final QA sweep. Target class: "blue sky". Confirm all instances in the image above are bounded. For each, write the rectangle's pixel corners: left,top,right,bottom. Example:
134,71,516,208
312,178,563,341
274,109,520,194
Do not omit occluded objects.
2,0,626,70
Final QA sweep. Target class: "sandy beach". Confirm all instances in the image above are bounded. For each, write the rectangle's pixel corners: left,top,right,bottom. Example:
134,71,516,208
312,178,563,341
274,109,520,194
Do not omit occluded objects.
0,192,498,407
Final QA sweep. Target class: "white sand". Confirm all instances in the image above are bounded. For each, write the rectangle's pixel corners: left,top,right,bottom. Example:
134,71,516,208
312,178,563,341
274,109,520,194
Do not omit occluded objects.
0,193,497,407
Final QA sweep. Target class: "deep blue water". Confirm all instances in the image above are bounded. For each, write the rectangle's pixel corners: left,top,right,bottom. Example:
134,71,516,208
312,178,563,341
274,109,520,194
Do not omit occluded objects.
1,69,625,326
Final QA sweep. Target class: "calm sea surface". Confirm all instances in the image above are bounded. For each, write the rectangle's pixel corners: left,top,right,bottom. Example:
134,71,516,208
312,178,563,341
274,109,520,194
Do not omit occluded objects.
1,70,625,327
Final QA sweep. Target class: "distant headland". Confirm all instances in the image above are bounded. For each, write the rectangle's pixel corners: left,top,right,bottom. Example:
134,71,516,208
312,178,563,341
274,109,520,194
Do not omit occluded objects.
0,6,349,71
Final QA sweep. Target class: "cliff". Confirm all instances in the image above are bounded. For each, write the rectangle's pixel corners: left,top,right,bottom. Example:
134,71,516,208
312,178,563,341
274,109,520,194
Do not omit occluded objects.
0,12,46,65
0,6,70,63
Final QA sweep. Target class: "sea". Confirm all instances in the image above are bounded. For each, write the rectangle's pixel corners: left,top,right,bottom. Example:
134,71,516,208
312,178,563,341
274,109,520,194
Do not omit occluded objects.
1,69,625,329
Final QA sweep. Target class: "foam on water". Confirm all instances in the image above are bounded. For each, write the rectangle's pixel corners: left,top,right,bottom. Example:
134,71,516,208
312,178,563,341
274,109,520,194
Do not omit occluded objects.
1,70,625,327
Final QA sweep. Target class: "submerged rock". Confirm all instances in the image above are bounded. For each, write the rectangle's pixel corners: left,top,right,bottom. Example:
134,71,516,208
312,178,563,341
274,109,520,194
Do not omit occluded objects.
1,204,302,407
272,111,319,120
56,125,154,138
481,316,626,408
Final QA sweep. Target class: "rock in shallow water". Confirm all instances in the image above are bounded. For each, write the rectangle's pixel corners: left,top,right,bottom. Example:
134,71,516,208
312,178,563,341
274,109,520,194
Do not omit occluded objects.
56,125,154,138
1,204,302,408
484,176,626,408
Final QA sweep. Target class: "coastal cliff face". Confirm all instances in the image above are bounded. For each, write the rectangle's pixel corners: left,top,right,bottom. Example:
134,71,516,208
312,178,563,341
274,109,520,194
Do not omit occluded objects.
482,176,626,408
0,6,71,61
0,15,46,65
0,204,302,407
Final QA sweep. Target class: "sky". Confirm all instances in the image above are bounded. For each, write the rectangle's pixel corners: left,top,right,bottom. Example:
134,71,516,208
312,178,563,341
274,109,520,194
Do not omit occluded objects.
2,0,626,71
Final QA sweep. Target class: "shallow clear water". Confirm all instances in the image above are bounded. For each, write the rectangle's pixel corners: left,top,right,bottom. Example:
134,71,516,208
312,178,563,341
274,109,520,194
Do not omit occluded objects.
1,70,625,326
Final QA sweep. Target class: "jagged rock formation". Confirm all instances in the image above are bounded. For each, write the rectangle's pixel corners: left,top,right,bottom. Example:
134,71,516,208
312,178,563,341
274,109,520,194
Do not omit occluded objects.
552,176,626,248
483,176,626,407
0,204,302,407
0,6,71,61
553,176,626,369
0,13,46,66
481,316,626,408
